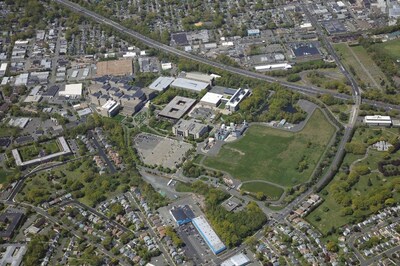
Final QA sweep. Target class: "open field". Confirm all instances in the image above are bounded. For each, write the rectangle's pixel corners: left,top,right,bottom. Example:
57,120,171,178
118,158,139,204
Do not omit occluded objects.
334,43,379,89
204,109,335,187
373,39,400,60
241,182,284,200
351,45,388,88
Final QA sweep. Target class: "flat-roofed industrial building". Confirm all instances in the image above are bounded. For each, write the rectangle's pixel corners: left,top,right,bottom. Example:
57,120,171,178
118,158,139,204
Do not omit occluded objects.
200,92,223,107
169,205,195,226
171,78,209,92
364,115,392,126
192,216,226,255
148,76,175,91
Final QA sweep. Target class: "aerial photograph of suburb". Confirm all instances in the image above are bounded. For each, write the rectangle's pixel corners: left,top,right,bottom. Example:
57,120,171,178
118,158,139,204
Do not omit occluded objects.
0,0,399,265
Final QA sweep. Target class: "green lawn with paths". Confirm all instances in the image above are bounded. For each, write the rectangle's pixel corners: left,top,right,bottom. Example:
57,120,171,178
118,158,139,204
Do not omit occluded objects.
306,127,400,236
204,109,335,187
373,39,400,60
241,182,284,200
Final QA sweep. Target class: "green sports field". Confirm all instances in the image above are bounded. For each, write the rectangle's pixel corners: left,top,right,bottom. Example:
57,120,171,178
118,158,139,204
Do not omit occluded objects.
204,109,335,187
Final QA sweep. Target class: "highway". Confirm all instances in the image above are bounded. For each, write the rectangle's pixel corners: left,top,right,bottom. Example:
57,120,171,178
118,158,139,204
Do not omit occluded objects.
300,1,360,97
53,0,400,113
53,0,353,99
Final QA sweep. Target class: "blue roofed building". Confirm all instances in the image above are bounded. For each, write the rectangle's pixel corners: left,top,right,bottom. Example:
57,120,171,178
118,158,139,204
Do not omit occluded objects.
169,205,195,226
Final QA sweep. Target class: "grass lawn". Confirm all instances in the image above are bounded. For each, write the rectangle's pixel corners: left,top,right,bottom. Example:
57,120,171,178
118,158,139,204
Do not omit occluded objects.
241,182,284,200
373,39,400,60
351,45,388,88
18,140,60,161
112,114,126,122
204,109,335,187
193,154,204,165
334,43,377,89
0,127,18,137
0,169,12,184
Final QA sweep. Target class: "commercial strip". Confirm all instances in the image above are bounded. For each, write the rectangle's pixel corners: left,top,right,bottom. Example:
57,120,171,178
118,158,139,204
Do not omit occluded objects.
12,136,72,167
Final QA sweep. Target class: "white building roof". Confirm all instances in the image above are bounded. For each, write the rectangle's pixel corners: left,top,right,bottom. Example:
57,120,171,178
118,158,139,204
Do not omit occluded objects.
171,78,209,92
149,76,175,91
255,63,292,71
192,216,226,254
77,108,92,117
226,88,250,109
8,117,30,128
102,100,117,110
13,137,72,167
364,115,392,124
59,83,83,97
0,63,7,72
15,73,29,86
161,62,172,70
221,253,251,266
200,92,223,105
185,72,214,84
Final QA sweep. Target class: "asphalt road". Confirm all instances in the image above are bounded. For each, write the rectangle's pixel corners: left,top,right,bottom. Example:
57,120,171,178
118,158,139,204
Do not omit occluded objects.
53,1,353,99
53,0,400,112
5,157,86,202
88,131,116,174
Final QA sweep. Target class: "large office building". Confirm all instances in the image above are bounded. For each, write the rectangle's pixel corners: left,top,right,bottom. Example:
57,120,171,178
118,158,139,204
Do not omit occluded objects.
364,115,392,126
226,88,250,112
148,76,175,91
171,78,209,92
100,100,120,117
192,216,226,255
12,137,72,167
200,92,223,107
158,96,196,120
172,119,208,139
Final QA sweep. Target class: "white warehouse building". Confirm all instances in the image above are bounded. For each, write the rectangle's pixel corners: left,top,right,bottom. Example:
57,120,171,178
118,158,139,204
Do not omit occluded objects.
364,115,392,126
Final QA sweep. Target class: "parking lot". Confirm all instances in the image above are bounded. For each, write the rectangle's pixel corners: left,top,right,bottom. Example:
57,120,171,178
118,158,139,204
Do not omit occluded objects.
177,222,217,265
134,133,192,169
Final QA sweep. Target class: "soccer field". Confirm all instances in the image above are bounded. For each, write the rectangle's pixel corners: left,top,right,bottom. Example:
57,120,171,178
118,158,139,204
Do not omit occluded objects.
203,109,335,187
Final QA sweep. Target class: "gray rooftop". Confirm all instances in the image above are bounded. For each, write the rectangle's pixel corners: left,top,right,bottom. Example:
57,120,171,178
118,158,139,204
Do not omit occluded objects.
158,96,196,120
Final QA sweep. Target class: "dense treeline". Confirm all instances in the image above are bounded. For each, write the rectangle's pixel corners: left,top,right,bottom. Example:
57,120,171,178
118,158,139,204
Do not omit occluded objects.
225,86,307,124
269,60,336,77
183,181,267,247
23,234,50,265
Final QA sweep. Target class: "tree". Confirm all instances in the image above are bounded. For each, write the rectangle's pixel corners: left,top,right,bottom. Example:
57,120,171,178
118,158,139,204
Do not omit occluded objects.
326,241,339,252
